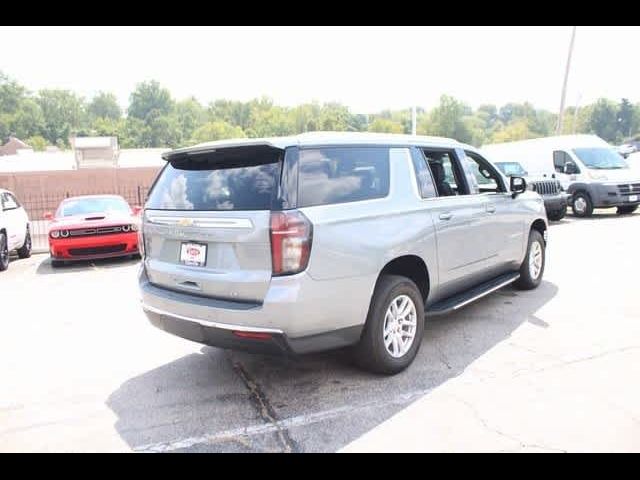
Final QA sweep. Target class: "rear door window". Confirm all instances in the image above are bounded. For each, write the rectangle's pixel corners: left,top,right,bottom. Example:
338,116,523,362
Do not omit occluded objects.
146,146,282,211
420,149,469,197
298,147,390,207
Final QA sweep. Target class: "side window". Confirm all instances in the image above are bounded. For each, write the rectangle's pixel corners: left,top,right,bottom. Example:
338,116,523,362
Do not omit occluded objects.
421,149,468,196
553,150,573,173
2,193,19,211
464,151,506,193
410,148,437,198
298,147,390,207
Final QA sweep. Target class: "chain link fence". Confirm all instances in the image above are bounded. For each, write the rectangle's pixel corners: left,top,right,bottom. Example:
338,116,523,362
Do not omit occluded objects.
22,186,150,253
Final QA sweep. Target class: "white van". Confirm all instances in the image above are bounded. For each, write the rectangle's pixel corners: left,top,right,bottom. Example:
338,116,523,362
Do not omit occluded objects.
483,135,640,217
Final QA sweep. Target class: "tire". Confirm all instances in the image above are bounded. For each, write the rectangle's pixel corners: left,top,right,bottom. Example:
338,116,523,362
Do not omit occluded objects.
571,191,593,217
616,205,638,215
547,205,567,221
0,232,9,272
354,275,425,375
17,228,32,259
515,229,545,290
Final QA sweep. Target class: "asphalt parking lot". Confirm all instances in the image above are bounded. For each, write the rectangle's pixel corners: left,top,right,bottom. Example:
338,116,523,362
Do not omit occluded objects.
1,211,639,452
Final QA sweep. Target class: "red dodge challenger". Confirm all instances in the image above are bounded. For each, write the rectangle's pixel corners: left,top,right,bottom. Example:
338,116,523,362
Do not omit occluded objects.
45,195,142,267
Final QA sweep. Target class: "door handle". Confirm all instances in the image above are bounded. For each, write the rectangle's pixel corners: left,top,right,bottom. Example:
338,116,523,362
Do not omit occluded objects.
439,212,453,221
486,204,496,214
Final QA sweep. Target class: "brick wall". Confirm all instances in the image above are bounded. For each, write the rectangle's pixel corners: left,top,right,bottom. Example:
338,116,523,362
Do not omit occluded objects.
0,167,161,200
1,167,164,252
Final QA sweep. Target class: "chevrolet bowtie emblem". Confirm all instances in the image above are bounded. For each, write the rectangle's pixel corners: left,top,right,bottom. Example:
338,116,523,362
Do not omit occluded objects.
178,218,194,227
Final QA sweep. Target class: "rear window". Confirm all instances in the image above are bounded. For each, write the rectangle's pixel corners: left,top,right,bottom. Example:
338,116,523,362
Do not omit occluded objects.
147,147,282,211
298,147,390,207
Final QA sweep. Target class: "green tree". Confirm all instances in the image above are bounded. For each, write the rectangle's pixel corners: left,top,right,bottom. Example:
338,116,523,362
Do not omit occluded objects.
491,119,537,143
208,100,253,130
0,71,26,114
477,104,498,126
91,117,125,137
318,102,357,131
9,98,45,139
119,117,145,148
462,115,488,146
127,111,182,148
36,89,85,146
422,95,473,143
290,103,321,133
88,92,122,121
26,135,47,151
128,80,173,120
367,118,403,133
588,98,619,142
246,98,295,138
350,113,369,132
617,98,638,140
125,81,179,147
175,97,207,142
0,114,11,142
190,121,246,144
0,71,30,142
498,102,531,124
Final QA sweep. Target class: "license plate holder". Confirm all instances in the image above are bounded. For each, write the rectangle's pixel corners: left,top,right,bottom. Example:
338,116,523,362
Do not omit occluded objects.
180,242,207,267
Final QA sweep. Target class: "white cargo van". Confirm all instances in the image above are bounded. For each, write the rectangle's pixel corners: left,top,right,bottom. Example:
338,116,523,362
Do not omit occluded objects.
483,135,640,217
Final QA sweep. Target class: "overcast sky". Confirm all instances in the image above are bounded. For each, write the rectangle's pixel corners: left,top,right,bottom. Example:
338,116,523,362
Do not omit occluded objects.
1,26,637,113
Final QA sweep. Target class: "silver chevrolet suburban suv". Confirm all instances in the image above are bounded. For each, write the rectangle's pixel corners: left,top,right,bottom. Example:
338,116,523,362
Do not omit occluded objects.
139,132,548,374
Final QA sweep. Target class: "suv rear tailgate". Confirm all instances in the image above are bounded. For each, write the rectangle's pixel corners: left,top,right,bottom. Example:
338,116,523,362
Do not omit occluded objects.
142,145,283,303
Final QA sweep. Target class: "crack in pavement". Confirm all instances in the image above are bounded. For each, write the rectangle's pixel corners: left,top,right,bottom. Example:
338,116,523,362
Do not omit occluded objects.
230,356,298,453
132,386,435,453
434,342,452,370
511,345,640,379
451,394,567,453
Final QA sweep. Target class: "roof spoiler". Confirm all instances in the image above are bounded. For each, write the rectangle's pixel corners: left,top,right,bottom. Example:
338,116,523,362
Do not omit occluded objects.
162,139,285,162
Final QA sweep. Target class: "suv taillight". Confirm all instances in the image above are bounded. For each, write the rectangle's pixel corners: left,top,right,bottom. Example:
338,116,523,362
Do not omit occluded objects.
270,211,313,276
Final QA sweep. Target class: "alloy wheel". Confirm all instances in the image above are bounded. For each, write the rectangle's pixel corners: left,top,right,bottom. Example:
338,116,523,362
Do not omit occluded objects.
383,294,418,358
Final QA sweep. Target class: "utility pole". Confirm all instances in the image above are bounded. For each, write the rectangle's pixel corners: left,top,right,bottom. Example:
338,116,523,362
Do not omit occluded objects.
411,105,417,135
572,93,582,134
556,26,577,134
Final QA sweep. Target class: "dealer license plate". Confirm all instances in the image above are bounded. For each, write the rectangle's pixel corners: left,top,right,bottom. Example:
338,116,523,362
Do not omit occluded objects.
180,242,207,267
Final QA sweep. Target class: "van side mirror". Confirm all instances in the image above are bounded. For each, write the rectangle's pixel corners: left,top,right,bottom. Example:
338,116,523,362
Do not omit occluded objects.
510,176,527,198
564,161,578,175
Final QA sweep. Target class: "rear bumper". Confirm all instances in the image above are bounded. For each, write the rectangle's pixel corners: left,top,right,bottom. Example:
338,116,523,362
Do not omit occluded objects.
144,304,293,355
49,232,139,260
138,266,367,355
